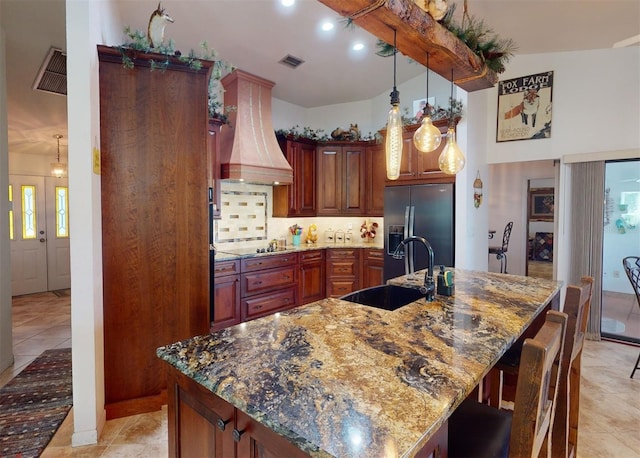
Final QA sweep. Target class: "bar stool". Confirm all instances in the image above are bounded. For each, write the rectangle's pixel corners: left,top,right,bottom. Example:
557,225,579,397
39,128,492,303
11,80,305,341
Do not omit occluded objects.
448,310,568,458
488,277,593,458
489,221,513,273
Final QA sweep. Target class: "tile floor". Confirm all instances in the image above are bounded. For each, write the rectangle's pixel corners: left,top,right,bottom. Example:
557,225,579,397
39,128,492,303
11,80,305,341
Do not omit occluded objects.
1,291,639,457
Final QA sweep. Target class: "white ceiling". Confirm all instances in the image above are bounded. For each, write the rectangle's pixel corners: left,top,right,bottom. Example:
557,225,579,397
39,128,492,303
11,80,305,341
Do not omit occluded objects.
2,0,639,158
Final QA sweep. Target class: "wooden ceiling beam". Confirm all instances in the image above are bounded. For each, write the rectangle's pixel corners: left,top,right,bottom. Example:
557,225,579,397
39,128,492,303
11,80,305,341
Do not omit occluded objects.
318,0,498,92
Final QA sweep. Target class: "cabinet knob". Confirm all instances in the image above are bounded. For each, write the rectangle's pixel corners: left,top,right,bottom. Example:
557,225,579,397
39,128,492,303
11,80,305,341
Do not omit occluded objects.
217,418,230,431
233,428,245,442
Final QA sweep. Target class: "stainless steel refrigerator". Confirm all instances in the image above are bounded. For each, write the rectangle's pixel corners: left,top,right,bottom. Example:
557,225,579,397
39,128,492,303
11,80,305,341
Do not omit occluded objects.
384,183,454,281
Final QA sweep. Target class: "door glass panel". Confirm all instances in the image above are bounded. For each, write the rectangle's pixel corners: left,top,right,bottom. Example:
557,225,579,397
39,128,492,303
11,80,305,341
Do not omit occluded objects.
8,185,14,240
601,159,640,344
21,185,36,239
55,186,69,238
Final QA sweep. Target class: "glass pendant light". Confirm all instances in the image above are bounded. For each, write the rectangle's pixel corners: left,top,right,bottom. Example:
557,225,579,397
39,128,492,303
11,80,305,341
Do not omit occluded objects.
438,70,466,175
413,53,441,153
385,29,403,180
50,134,67,178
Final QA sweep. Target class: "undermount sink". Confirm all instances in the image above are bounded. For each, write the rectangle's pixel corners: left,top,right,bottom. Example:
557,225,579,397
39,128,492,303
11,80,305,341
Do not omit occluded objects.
340,284,424,311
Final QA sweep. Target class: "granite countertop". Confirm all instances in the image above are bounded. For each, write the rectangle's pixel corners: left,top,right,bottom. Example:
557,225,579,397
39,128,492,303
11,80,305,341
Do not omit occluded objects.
214,240,384,262
157,269,561,457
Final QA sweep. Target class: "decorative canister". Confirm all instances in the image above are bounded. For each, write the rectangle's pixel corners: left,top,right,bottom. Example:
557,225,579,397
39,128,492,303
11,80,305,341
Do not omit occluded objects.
335,230,345,243
325,229,335,243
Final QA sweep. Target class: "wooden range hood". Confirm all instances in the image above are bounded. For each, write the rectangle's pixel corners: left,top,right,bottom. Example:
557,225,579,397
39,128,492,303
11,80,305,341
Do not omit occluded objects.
219,70,293,185
318,0,498,92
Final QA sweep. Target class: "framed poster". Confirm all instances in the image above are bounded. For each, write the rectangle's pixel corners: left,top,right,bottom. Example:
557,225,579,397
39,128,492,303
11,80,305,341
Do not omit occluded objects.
497,71,553,142
529,188,554,221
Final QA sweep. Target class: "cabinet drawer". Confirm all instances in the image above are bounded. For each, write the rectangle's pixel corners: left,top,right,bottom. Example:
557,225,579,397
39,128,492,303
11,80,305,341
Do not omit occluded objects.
213,259,240,278
242,287,297,321
327,279,359,298
327,260,358,277
364,248,384,261
241,253,298,272
241,266,297,297
300,249,325,263
327,248,358,260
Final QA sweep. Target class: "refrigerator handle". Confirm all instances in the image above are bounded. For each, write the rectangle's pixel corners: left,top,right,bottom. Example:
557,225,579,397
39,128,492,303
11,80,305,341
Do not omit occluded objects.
404,206,411,275
408,206,415,274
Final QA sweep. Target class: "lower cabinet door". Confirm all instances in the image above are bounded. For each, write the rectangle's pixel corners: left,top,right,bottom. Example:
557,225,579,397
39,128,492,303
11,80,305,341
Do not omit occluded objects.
212,274,241,331
235,410,310,458
167,369,234,458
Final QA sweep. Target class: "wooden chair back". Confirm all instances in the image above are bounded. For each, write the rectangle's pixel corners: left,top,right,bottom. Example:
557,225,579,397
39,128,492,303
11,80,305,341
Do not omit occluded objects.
509,310,568,458
552,276,594,458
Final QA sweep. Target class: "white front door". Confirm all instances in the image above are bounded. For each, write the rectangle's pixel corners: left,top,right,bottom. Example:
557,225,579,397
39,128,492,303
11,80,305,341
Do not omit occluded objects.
9,175,71,295
45,177,71,291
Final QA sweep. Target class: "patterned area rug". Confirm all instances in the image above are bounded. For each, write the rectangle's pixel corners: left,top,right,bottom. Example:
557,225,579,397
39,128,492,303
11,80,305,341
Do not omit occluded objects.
0,348,72,457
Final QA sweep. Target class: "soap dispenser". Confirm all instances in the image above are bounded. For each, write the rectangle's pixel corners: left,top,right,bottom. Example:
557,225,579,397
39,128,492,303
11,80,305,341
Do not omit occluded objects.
437,265,454,296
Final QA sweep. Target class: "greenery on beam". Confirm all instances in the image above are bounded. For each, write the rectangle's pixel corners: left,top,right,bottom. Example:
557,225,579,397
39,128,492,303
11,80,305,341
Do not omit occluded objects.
350,2,517,74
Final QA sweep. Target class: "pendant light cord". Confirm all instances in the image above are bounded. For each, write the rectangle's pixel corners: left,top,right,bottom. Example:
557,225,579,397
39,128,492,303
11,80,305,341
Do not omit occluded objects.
390,29,399,105
449,69,454,121
55,134,62,162
423,53,430,115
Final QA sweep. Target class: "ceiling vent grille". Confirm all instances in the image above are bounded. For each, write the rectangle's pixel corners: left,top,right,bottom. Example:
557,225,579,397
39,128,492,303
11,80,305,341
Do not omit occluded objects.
278,54,305,69
33,47,67,96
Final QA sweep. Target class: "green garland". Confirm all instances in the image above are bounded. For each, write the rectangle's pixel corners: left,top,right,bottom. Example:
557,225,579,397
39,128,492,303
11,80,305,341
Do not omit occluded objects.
118,26,236,121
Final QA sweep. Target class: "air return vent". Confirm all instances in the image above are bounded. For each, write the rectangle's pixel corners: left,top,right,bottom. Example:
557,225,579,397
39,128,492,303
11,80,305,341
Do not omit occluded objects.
33,47,67,96
278,54,305,69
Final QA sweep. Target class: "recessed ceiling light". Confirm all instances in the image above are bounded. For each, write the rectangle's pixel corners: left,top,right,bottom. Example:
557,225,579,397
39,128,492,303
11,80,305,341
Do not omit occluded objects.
321,21,334,32
281,0,294,7
352,42,365,51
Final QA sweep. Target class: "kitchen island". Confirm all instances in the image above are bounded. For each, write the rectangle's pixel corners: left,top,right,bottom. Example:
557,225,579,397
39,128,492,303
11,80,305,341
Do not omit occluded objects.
157,269,561,457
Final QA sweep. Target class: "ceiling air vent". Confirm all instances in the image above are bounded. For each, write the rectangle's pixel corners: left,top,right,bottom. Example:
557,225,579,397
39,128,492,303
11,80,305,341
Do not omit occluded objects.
278,54,305,69
32,47,67,96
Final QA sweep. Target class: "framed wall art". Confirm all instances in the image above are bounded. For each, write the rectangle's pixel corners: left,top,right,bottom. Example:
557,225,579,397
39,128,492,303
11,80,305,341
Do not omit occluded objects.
529,188,555,221
413,97,435,119
497,71,553,142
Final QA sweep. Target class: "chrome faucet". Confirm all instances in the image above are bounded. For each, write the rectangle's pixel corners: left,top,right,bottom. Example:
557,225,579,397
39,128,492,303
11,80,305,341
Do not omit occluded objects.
392,236,436,302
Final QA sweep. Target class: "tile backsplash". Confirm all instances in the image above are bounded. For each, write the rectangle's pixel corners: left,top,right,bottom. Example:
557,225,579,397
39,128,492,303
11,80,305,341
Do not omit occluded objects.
214,181,383,251
217,187,268,243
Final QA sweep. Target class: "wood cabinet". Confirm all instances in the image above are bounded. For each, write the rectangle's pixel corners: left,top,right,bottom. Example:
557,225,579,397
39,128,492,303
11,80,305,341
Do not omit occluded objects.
212,259,241,331
326,248,361,298
98,45,211,419
167,368,235,458
361,248,384,289
385,119,457,185
240,253,298,321
273,137,317,217
166,365,308,458
317,143,367,215
365,142,386,216
299,250,325,305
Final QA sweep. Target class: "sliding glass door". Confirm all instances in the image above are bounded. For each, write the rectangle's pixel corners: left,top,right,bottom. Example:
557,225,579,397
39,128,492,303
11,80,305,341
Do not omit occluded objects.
601,159,640,343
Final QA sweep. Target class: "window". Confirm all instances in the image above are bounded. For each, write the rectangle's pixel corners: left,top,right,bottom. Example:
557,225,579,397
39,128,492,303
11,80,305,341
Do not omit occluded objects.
55,186,69,237
21,185,36,239
8,185,14,240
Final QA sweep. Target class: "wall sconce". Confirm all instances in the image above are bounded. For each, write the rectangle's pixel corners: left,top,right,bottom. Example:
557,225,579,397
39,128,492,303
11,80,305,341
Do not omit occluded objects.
438,70,466,175
413,53,441,153
385,29,403,180
473,171,483,208
50,134,67,178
